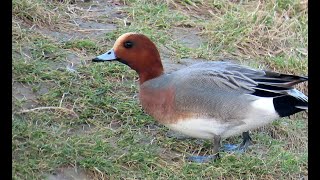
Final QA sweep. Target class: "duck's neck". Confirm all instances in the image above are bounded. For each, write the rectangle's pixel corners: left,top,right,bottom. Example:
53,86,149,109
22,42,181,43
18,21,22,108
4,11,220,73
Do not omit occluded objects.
138,63,164,84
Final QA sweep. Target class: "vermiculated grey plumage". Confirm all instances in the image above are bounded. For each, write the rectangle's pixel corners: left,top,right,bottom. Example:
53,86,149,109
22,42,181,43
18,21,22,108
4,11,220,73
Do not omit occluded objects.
142,61,308,121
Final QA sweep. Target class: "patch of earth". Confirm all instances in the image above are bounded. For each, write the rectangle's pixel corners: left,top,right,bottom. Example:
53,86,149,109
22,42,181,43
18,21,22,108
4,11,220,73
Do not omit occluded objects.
65,121,125,140
66,123,96,135
76,0,127,18
12,81,56,110
36,21,116,42
74,18,117,34
157,28,206,72
34,0,125,42
157,147,184,163
12,47,33,61
171,27,204,49
107,136,126,149
162,57,206,73
108,120,123,130
29,0,129,75
143,124,162,135
71,0,128,37
13,83,39,109
44,52,85,72
45,167,94,180
76,0,121,8
65,52,84,66
159,43,240,74
248,143,270,158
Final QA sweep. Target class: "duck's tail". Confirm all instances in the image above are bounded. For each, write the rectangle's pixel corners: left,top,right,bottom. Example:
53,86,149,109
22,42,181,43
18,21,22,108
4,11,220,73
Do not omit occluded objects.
260,71,308,88
273,89,308,117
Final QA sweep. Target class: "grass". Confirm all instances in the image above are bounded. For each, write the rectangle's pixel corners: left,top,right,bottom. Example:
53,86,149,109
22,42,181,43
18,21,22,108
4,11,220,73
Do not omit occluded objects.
12,0,308,179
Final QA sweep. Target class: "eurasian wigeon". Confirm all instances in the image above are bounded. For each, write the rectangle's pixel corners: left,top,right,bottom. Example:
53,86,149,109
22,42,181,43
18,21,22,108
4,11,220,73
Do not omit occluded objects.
92,32,308,163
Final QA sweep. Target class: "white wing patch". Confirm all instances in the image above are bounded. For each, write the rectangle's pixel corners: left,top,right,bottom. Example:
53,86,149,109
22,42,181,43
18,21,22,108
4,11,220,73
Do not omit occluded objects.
250,97,276,114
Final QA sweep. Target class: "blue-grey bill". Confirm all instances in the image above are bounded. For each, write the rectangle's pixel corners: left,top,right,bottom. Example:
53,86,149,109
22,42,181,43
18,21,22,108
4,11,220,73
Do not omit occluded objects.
92,49,117,62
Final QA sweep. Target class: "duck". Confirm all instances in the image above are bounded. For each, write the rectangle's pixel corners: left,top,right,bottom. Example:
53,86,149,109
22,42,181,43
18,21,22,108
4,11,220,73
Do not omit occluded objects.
92,32,308,163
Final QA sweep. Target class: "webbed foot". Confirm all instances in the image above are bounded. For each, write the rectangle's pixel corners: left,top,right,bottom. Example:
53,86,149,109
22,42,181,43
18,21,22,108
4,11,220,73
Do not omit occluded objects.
187,153,220,163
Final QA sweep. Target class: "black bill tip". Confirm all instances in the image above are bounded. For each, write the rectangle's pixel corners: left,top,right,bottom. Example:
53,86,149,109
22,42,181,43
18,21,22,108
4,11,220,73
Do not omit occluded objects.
92,57,103,62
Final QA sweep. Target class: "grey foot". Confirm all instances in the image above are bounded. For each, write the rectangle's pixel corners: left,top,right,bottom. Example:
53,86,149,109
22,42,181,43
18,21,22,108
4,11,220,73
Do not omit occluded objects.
187,154,220,163
222,131,253,153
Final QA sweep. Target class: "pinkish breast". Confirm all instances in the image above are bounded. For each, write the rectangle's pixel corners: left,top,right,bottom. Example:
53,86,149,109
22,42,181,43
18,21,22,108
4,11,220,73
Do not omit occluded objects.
139,86,186,124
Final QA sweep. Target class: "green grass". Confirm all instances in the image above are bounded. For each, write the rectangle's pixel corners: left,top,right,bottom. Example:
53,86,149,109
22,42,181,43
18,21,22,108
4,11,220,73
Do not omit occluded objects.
12,0,308,179
64,40,99,53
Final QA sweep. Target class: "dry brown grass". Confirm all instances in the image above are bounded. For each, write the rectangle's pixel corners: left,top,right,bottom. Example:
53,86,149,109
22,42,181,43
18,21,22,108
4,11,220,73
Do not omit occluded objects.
163,0,308,72
162,0,308,97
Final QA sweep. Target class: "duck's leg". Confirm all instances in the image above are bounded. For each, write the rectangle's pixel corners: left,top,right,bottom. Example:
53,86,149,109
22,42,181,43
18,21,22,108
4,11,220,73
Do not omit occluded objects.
238,131,253,151
187,135,221,163
222,131,253,152
212,135,221,159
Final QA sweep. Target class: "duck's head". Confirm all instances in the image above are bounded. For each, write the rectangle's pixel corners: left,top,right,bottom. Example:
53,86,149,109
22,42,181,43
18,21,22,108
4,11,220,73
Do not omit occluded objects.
92,32,164,84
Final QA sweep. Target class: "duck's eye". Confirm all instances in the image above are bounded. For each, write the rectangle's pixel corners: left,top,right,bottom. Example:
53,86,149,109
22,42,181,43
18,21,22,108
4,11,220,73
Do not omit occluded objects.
124,41,134,48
